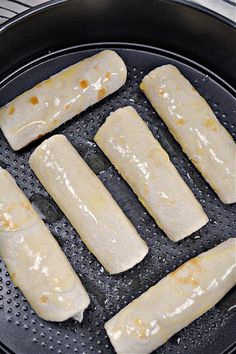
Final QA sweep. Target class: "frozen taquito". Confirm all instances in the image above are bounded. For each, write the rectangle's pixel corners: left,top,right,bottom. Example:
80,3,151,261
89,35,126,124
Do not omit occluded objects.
0,167,90,322
95,106,208,241
29,135,148,274
105,238,236,354
141,64,236,204
0,50,127,151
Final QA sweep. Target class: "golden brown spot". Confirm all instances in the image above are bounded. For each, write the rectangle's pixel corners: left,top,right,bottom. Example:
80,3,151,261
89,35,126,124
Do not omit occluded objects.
44,79,51,85
178,276,199,286
171,258,200,286
105,72,111,79
203,117,219,132
40,295,48,305
8,106,15,116
53,119,59,125
35,83,42,88
143,183,149,195
79,79,89,89
147,147,169,165
158,88,165,97
30,96,39,105
10,272,16,281
21,202,31,211
189,258,200,266
134,318,148,340
139,82,145,91
0,217,16,231
97,87,106,100
64,103,70,110
176,118,187,126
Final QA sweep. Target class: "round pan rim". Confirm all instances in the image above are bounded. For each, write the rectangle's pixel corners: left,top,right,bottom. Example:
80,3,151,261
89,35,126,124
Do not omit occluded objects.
0,0,235,34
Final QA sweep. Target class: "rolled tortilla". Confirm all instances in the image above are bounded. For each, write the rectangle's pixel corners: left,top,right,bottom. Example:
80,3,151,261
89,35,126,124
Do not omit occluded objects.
0,167,90,322
0,50,127,151
141,64,236,204
29,135,148,274
95,106,208,241
105,238,236,354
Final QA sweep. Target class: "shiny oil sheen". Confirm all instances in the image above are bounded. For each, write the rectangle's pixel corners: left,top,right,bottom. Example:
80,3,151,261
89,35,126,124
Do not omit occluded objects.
141,65,236,204
29,135,148,274
0,50,127,151
105,239,236,354
0,167,90,322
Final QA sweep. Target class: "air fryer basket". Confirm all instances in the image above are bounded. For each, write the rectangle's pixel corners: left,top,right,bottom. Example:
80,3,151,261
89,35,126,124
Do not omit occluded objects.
0,1,235,354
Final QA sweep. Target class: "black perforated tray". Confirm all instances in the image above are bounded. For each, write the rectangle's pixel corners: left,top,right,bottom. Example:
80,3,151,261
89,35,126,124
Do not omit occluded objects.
0,1,236,354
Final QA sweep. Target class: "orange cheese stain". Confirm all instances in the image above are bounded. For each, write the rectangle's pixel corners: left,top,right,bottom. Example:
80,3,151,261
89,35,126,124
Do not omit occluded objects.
97,87,106,100
176,118,187,126
171,257,201,286
8,106,15,116
105,72,111,79
11,272,16,281
0,217,16,230
203,117,219,132
158,88,165,97
79,79,89,89
139,82,145,91
40,295,48,305
30,96,39,105
64,103,70,110
134,318,149,340
21,202,31,211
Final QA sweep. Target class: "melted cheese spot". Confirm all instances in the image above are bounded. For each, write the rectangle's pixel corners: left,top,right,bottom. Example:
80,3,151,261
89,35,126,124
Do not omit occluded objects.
40,295,48,305
0,214,16,231
176,118,187,126
64,103,70,110
21,202,31,211
171,258,201,286
203,117,219,132
8,106,15,116
134,318,149,340
44,79,51,85
11,272,16,281
158,88,164,97
79,79,89,89
147,147,169,165
105,72,111,79
35,78,51,88
143,183,149,195
30,96,39,105
140,82,145,91
97,87,106,100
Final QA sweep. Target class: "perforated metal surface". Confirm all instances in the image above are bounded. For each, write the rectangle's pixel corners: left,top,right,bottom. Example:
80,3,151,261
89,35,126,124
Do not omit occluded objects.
0,47,235,354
